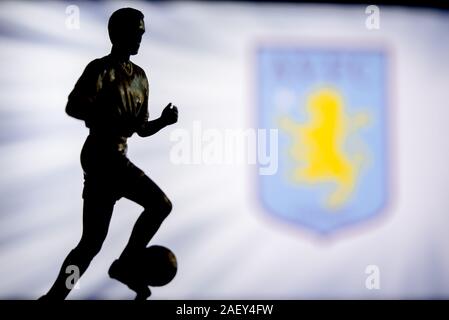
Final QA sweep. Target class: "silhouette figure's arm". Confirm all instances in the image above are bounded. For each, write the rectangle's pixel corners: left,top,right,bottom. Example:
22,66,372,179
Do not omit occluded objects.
136,102,178,137
137,117,167,137
66,60,102,123
66,96,92,121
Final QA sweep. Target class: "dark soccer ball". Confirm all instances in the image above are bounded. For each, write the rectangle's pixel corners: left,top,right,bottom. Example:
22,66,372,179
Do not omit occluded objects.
142,245,178,287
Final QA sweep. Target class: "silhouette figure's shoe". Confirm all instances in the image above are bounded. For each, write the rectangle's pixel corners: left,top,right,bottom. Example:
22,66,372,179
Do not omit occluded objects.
109,258,151,300
134,288,152,301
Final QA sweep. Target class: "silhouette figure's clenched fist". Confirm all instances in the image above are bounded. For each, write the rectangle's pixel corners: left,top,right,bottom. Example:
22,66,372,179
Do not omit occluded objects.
161,102,178,125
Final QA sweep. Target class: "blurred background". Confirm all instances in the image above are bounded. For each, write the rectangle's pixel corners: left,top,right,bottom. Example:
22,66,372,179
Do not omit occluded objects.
0,0,448,299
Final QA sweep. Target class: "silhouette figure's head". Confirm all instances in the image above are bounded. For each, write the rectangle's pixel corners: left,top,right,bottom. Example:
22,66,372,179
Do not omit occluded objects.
108,8,145,56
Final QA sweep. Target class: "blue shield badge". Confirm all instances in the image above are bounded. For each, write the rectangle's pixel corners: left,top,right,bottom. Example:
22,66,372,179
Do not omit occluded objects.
257,46,389,234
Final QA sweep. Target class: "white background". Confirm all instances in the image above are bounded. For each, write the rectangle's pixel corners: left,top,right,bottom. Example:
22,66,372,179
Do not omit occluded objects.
0,1,448,299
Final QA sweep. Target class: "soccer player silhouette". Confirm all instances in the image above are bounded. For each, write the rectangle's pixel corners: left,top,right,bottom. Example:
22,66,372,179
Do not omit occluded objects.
40,8,178,300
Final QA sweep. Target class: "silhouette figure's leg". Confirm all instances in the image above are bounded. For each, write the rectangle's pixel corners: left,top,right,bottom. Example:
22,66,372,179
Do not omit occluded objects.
119,174,172,261
43,196,115,299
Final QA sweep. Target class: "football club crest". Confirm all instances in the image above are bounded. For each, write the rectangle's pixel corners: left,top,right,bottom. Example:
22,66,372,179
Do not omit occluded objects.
257,46,389,233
